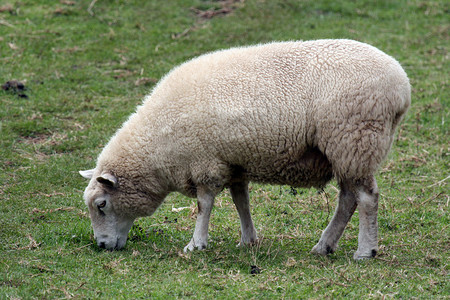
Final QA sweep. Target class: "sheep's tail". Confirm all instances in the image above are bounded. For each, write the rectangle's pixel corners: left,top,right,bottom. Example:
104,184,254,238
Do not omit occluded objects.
391,76,411,133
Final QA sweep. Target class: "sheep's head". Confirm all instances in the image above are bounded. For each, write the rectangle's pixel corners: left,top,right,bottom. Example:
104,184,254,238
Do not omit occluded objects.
80,168,166,250
79,169,136,250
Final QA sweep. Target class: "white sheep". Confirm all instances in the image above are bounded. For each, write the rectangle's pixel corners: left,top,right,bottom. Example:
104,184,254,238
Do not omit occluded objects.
80,39,410,259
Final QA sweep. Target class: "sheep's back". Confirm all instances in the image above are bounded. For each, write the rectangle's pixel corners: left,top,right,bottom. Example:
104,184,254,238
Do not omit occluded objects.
133,39,410,185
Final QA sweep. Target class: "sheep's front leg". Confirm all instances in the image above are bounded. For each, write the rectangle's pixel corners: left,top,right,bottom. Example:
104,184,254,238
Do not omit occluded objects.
311,180,357,255
184,187,215,252
230,181,257,246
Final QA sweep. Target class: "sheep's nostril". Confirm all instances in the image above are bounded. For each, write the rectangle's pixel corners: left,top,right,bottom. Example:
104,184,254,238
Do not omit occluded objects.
99,242,106,248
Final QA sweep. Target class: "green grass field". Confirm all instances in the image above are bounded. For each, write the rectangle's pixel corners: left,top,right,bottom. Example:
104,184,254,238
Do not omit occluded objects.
1,0,448,298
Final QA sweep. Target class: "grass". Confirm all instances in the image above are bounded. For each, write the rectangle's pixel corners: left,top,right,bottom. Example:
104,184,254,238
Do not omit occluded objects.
0,0,448,298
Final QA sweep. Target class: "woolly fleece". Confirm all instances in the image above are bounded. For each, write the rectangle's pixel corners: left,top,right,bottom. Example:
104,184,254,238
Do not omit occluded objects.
82,39,410,254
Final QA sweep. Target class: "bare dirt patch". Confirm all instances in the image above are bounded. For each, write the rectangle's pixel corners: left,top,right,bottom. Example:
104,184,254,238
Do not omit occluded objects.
20,132,67,147
191,0,245,20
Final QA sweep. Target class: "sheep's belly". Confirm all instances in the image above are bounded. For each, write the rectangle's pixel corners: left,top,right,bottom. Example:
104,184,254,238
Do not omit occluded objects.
243,148,333,189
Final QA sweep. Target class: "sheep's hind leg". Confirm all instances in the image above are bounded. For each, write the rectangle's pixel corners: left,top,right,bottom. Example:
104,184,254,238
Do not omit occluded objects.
353,176,379,260
184,187,215,252
311,180,357,256
230,181,258,246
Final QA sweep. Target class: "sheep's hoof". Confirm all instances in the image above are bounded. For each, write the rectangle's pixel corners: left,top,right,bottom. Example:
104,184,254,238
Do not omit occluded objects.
353,249,377,260
183,244,194,253
236,238,259,248
183,239,207,253
311,242,335,256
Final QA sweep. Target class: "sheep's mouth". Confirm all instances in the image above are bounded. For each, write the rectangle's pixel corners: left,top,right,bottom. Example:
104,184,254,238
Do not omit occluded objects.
96,236,123,251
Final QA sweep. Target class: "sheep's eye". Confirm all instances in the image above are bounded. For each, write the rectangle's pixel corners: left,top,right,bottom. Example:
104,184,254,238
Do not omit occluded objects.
97,201,106,209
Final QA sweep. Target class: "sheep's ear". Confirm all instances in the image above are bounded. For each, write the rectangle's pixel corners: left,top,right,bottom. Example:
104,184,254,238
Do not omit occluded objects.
79,169,95,179
96,173,118,188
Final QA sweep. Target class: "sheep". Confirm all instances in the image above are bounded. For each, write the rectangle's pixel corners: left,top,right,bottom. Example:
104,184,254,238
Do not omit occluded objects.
80,39,410,259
